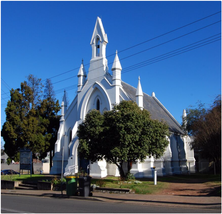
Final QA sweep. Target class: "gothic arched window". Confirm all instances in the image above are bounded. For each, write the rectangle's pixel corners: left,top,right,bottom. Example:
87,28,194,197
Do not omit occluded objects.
96,37,100,57
69,130,72,145
96,99,100,111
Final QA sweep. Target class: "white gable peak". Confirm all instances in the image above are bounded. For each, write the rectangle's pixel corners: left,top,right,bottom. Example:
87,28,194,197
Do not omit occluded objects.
90,17,108,45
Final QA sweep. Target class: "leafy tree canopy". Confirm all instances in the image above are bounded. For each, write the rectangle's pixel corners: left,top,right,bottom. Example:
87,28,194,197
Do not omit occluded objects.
2,75,60,166
183,95,221,173
78,100,169,179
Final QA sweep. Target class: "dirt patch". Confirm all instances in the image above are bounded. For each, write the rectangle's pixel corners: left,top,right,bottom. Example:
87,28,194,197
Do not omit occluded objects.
155,181,221,196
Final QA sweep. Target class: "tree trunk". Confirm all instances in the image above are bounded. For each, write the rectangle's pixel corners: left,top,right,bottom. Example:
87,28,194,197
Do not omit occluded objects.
127,160,133,175
50,150,53,170
32,153,34,175
116,162,127,180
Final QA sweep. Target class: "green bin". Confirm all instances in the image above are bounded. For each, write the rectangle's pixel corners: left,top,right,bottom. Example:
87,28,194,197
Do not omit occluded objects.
66,176,77,196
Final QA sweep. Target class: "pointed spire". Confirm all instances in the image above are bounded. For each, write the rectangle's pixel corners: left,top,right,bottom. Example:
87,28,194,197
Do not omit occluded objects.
182,109,187,132
62,90,67,106
183,109,187,118
61,90,67,122
136,76,143,96
112,50,122,71
136,76,143,110
77,60,87,92
78,61,86,77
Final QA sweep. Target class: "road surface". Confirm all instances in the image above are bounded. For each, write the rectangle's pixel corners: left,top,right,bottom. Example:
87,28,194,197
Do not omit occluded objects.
1,194,220,213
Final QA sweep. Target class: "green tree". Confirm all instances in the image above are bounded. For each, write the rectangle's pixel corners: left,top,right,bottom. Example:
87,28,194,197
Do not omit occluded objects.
38,79,60,168
184,95,221,173
1,75,60,169
78,100,169,179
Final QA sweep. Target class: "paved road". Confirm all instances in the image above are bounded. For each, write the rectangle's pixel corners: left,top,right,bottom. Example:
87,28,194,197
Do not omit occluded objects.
1,195,220,213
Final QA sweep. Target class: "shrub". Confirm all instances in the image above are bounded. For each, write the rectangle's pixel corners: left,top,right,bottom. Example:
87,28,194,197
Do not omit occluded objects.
126,173,135,181
51,177,66,185
96,180,106,187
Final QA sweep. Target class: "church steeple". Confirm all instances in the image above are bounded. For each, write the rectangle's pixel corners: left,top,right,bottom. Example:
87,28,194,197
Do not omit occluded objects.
88,17,108,80
90,17,108,59
136,76,143,110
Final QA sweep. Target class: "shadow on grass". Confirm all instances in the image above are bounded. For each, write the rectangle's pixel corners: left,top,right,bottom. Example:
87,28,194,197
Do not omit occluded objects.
136,173,221,184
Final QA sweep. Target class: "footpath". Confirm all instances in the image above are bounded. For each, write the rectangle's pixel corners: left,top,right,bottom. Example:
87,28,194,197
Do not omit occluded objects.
1,188,221,210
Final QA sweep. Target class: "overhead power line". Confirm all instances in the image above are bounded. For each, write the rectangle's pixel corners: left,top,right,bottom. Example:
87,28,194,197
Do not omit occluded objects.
1,78,11,90
46,11,221,81
51,19,221,86
53,33,220,96
122,34,221,73
118,11,221,55
120,21,220,62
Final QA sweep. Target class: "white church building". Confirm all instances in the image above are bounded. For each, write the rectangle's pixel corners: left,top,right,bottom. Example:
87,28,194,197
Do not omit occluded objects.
50,17,195,178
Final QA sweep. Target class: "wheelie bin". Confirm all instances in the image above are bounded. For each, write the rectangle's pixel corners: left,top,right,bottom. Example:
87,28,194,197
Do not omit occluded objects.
78,176,91,197
66,176,77,196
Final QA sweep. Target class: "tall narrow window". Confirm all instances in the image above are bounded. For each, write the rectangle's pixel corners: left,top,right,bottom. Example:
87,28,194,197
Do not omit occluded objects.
96,99,100,111
96,37,100,57
69,130,72,144
68,130,72,157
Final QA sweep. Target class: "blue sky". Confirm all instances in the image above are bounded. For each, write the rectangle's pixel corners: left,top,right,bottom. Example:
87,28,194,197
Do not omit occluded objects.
1,1,221,146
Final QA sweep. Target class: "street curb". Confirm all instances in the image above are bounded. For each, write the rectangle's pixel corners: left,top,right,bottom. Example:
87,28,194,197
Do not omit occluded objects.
1,191,104,202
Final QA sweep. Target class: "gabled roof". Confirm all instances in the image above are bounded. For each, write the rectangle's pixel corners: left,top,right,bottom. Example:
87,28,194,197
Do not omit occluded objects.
121,81,184,134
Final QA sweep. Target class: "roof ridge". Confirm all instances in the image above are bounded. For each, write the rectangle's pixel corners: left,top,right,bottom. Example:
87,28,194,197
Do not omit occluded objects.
122,81,151,98
121,80,184,134
152,96,184,133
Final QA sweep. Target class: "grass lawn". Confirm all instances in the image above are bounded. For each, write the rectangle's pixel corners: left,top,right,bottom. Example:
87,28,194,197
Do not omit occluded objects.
91,176,168,194
91,173,221,194
1,174,53,183
1,173,220,195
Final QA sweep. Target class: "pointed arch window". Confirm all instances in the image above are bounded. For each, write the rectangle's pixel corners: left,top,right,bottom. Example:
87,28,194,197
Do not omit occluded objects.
96,99,100,111
96,37,100,57
69,130,72,145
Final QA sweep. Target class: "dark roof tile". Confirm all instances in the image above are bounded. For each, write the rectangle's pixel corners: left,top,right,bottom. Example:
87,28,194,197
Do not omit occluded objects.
121,81,184,134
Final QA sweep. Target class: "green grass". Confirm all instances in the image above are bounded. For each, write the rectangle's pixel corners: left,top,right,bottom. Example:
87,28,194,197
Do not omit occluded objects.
1,174,50,182
91,177,168,194
91,173,221,194
2,173,220,195
138,173,221,183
